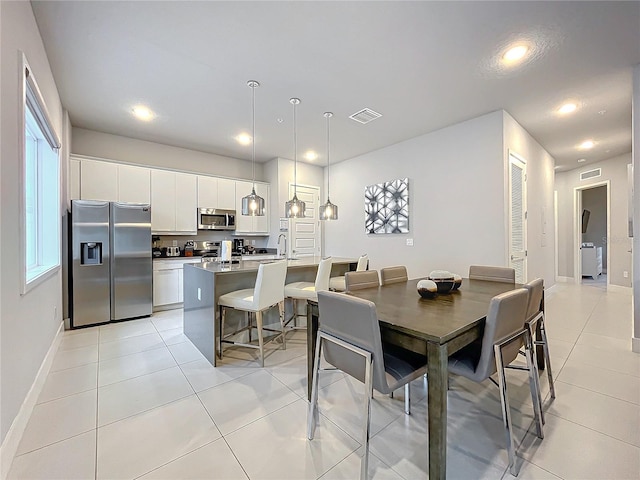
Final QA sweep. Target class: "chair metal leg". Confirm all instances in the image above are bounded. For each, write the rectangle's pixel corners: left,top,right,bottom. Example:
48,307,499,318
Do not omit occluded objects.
539,318,555,399
361,353,373,480
247,311,252,343
293,299,298,327
404,383,410,415
307,334,323,440
494,344,518,477
524,331,544,439
256,311,265,367
278,301,286,350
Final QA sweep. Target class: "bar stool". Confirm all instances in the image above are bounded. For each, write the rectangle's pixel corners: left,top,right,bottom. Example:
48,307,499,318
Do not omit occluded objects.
329,254,368,292
218,260,288,367
284,257,333,329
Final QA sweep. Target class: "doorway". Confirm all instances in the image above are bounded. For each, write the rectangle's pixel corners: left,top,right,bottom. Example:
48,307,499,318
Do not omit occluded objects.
288,184,321,258
574,182,610,288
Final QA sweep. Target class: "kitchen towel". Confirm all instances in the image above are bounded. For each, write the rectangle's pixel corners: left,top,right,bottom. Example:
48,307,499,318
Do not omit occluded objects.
220,240,232,262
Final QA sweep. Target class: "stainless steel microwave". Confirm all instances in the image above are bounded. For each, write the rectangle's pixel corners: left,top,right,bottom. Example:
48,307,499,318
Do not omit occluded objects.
197,208,236,231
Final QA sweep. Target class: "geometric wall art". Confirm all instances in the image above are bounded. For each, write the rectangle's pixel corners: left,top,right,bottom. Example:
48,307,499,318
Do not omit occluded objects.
365,178,409,234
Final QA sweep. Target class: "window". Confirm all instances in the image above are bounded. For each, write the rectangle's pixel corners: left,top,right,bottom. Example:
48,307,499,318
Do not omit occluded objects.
21,55,61,292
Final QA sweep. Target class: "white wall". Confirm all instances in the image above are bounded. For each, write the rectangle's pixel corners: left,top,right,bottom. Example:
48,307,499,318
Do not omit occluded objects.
72,127,263,181
324,111,506,279
1,0,64,445
503,112,557,287
556,153,632,287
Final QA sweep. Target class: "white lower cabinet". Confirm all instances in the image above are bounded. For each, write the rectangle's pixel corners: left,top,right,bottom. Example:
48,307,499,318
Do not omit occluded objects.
152,260,197,307
153,269,181,306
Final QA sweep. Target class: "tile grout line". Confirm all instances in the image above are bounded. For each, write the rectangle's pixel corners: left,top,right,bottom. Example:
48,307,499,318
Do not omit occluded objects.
544,410,640,449
553,377,640,406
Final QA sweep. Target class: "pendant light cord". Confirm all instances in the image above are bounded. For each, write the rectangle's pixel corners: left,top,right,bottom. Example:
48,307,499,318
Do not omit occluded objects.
325,112,331,199
251,82,256,190
293,100,297,196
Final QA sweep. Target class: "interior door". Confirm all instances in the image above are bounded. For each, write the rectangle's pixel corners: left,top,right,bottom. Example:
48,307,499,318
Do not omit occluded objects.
289,184,320,258
509,153,527,283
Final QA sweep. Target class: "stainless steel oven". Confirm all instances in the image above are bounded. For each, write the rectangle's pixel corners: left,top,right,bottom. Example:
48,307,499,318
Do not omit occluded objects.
197,208,236,231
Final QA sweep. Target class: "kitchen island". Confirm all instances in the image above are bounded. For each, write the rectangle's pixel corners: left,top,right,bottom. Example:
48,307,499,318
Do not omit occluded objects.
183,257,357,366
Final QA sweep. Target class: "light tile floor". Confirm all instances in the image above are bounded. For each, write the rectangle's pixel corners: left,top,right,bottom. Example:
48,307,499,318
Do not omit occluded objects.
7,283,639,479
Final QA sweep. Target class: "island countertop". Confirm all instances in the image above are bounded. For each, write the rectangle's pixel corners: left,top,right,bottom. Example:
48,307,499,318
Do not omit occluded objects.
189,256,358,274
183,256,358,365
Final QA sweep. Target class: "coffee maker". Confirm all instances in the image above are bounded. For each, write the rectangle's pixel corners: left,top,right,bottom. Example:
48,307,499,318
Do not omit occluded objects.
233,238,244,254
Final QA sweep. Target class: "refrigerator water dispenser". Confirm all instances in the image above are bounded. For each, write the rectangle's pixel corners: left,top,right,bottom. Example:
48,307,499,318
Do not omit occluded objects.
81,242,102,265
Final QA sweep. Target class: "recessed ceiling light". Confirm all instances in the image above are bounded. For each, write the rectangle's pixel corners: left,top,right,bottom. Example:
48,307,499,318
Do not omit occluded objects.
132,105,154,121
577,158,586,163
579,140,595,149
598,110,607,116
502,45,529,63
557,103,577,115
235,133,252,145
304,151,318,161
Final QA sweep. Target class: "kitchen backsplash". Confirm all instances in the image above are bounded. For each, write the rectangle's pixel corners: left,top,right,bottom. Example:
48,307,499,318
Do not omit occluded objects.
155,232,269,249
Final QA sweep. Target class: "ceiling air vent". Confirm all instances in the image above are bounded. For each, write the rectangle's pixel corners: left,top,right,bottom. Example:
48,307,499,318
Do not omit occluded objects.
580,168,601,181
349,108,382,124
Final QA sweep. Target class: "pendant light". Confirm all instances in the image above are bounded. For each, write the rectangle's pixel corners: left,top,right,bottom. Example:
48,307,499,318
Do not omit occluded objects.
319,112,338,220
285,97,306,218
241,80,265,216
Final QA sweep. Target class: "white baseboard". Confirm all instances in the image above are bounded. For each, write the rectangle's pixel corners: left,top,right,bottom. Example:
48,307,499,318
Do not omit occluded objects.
0,321,64,480
555,276,575,283
607,284,632,295
633,337,640,354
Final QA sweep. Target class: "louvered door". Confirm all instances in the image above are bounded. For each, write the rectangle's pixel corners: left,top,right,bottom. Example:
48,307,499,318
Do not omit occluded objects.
509,153,527,283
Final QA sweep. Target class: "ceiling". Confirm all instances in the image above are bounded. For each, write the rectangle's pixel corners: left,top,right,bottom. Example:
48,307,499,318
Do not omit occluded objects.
31,1,640,171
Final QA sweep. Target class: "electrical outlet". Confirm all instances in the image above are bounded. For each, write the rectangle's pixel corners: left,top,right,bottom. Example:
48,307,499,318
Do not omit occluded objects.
172,240,177,246
623,271,629,278
252,239,256,245
406,238,414,246
197,288,201,301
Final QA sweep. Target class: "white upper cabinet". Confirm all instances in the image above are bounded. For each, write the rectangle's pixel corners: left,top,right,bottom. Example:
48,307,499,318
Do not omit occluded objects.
197,176,236,210
175,173,197,232
118,164,151,204
151,170,175,232
79,157,150,204
234,180,269,234
217,178,236,210
81,159,118,201
151,170,197,234
197,176,218,208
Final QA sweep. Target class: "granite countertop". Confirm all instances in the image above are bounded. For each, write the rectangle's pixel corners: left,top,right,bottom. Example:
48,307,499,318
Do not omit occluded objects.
187,256,358,274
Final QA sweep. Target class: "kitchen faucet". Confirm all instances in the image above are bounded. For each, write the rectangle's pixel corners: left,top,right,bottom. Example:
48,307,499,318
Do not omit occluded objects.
277,233,287,257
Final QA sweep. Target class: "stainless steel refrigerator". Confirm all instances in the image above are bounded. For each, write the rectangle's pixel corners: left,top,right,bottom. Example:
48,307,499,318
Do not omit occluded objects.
71,200,152,327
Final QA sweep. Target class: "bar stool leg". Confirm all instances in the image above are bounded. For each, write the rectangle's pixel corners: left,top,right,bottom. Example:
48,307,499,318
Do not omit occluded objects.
219,306,226,359
256,310,265,367
404,383,411,415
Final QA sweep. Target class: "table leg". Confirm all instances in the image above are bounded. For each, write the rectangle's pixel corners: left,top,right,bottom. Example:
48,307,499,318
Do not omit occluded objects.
307,301,319,401
427,341,448,480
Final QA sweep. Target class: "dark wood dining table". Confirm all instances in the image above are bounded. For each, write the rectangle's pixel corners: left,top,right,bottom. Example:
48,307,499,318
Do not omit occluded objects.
306,277,529,480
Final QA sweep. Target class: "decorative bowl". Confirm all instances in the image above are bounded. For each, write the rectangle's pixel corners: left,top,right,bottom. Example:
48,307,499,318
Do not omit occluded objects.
428,270,455,293
417,279,438,299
